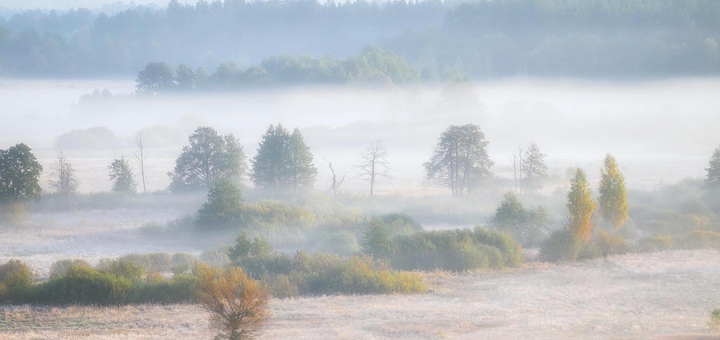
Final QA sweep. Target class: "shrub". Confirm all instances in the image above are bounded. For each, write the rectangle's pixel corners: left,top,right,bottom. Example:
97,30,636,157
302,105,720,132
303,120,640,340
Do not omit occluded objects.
171,253,198,274
540,228,584,262
0,260,34,291
201,246,232,267
579,231,634,260
34,265,132,305
638,234,674,252
195,180,244,229
388,228,520,272
102,260,145,282
313,230,360,255
378,213,423,237
49,259,91,279
711,309,720,328
362,221,393,260
677,230,720,249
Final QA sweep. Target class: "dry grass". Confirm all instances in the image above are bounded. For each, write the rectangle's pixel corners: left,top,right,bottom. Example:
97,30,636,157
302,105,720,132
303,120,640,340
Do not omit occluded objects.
1,249,719,340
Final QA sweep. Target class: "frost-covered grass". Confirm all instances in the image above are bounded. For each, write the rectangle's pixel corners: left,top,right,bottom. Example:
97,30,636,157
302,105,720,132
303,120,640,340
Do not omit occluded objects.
1,249,719,339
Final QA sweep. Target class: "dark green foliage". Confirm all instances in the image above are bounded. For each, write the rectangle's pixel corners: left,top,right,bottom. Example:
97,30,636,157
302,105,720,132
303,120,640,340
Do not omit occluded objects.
32,265,132,305
362,221,393,260
0,144,43,204
252,125,317,192
195,180,244,229
168,127,246,193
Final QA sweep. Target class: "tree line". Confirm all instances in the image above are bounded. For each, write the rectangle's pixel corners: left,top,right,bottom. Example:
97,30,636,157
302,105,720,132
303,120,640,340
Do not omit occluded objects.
4,123,720,206
135,46,419,94
1,0,720,78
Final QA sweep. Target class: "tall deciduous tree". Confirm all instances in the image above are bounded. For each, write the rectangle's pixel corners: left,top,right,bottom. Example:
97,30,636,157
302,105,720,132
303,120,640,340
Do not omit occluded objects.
598,154,629,232
50,151,78,195
252,124,316,192
424,124,493,196
0,143,43,203
522,143,548,192
136,62,175,94
168,127,246,193
706,145,720,189
567,169,596,242
108,157,136,194
356,140,390,197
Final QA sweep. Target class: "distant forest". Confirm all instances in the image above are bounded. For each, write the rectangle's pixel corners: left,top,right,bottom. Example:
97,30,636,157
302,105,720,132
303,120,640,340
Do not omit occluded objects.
1,0,720,79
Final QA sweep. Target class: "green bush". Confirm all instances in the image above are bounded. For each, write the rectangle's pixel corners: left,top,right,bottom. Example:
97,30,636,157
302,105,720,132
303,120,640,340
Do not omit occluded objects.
540,228,584,262
313,230,360,255
579,231,634,260
378,213,423,237
362,221,393,260
102,260,145,282
0,260,34,292
49,259,91,279
388,228,520,272
33,265,132,305
711,309,720,327
195,180,244,228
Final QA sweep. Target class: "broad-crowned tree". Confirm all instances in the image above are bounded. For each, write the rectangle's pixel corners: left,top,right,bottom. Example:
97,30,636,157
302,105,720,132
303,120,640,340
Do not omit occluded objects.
424,124,493,196
168,127,246,193
0,143,43,203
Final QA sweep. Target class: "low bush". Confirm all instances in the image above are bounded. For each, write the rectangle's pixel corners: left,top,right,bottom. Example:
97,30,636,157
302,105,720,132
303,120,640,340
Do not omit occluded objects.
32,265,133,305
0,260,34,299
676,230,720,250
49,259,92,279
539,228,584,262
388,228,521,272
712,309,720,328
638,234,674,252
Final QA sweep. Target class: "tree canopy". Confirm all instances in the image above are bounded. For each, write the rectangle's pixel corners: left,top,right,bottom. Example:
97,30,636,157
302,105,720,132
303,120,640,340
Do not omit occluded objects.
424,124,494,196
251,124,317,192
0,143,43,204
168,127,246,193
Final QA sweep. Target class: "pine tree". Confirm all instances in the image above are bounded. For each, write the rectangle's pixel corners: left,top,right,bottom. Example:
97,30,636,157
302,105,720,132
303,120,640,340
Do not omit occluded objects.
598,154,629,233
288,128,317,191
567,168,596,242
252,124,316,191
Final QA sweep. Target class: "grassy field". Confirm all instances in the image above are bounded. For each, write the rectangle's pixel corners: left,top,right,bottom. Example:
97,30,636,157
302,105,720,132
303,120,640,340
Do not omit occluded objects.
1,249,719,340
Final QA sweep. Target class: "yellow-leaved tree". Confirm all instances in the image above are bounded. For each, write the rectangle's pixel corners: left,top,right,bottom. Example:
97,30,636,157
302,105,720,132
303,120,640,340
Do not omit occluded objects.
567,169,596,242
196,264,269,340
598,154,629,233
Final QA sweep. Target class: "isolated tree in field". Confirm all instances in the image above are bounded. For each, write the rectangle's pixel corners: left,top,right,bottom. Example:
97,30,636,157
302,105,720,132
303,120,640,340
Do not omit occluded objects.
196,180,243,228
108,157,136,194
598,154,629,233
252,124,317,191
356,140,390,197
522,143,548,192
567,169,596,242
0,143,43,203
706,145,720,190
491,192,527,237
136,62,175,94
133,133,148,194
50,152,78,195
195,263,269,340
169,127,246,193
424,124,493,196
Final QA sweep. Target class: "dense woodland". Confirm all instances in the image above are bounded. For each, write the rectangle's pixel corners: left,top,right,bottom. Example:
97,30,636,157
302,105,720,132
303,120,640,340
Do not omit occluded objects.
1,0,720,79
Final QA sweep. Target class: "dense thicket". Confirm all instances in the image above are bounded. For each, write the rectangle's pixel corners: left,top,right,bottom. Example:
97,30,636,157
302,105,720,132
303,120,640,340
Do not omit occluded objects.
1,0,719,78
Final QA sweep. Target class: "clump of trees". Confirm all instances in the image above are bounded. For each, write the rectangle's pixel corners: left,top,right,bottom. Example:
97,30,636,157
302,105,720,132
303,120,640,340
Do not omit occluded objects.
136,46,418,94
424,124,494,196
252,124,317,192
489,192,550,247
196,180,244,229
168,127,246,193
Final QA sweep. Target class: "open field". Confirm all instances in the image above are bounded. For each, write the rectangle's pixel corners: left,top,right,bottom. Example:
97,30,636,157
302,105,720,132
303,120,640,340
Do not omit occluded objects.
1,249,719,340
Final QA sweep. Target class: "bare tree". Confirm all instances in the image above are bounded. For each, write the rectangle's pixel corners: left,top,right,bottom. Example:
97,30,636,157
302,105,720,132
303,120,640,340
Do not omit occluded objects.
511,145,524,195
356,140,391,197
133,132,147,194
322,157,345,197
50,151,78,195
